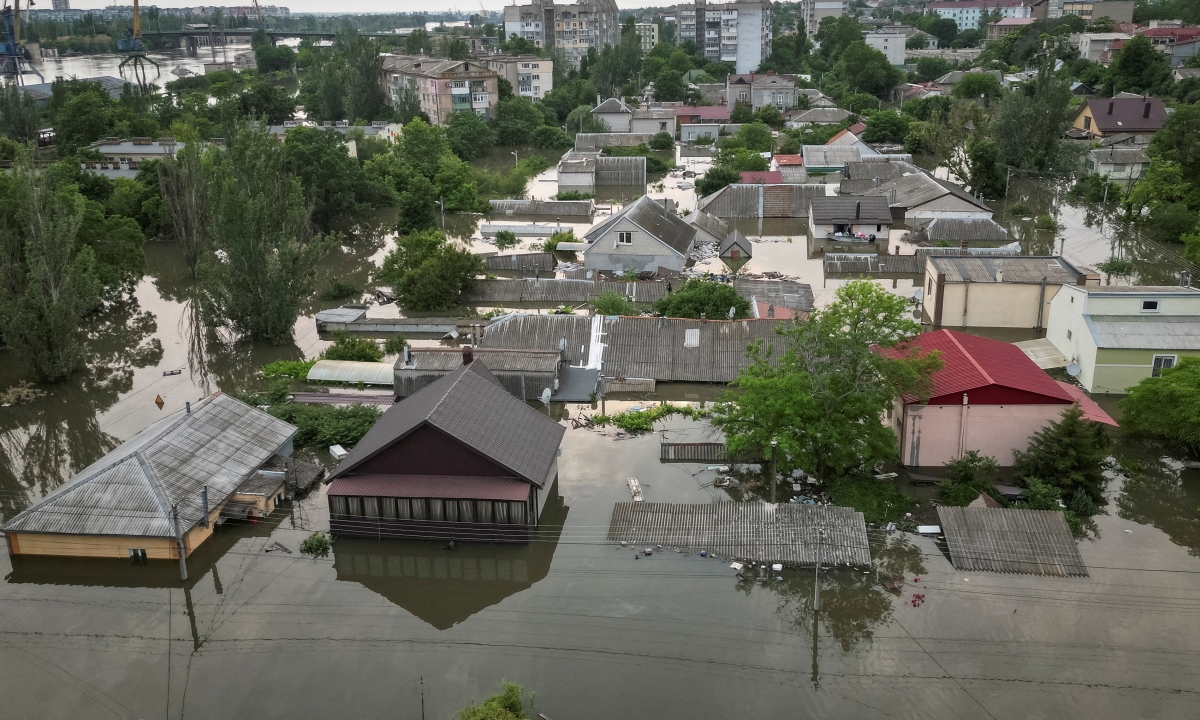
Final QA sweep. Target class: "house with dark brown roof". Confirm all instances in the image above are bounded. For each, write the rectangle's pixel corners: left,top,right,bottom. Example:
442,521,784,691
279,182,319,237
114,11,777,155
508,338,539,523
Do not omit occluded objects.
1071,96,1167,138
325,352,565,541
809,196,893,241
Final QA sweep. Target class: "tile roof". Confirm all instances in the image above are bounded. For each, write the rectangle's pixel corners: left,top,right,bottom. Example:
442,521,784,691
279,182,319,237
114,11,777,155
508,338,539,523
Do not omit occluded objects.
888,329,1075,405
330,361,565,486
2,394,296,537
1080,97,1167,134
927,255,1081,284
809,195,893,225
739,171,784,184
583,195,696,257
327,475,532,501
773,154,804,166
1084,315,1200,350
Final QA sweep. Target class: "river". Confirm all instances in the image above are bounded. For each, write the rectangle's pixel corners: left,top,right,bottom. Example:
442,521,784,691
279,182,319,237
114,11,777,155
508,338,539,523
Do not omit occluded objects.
1,147,1199,717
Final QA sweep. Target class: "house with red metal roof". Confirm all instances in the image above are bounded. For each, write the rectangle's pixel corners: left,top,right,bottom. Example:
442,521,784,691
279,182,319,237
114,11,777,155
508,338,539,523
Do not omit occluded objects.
325,351,565,541
883,330,1116,467
739,170,784,184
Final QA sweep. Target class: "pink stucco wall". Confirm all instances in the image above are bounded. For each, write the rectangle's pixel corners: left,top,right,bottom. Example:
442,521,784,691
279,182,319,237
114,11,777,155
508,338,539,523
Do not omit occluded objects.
897,403,1069,467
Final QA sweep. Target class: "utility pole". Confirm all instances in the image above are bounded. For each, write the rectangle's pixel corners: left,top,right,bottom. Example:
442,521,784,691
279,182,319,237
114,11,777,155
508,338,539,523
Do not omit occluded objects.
769,439,778,504
172,504,188,581
813,527,824,611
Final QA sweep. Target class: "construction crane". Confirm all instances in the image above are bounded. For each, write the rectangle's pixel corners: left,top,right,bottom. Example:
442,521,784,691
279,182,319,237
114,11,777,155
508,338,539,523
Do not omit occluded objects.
1,0,43,85
117,0,158,90
252,0,267,29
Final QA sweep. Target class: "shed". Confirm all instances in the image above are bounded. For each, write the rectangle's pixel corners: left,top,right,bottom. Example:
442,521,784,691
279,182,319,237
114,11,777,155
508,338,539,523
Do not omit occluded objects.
307,360,395,386
719,230,753,273
936,506,1087,577
326,358,565,541
2,394,297,560
394,347,562,400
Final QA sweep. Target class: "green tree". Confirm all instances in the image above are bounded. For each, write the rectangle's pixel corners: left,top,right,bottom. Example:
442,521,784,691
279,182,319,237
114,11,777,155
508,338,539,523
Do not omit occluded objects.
952,72,1003,102
939,451,1004,506
533,125,573,150
1118,357,1200,455
55,90,112,154
322,331,384,362
198,124,332,344
834,42,905,100
397,118,449,180
915,57,952,83
696,166,741,196
494,96,544,146
1013,405,1109,503
711,280,942,477
653,69,687,101
653,279,750,319
0,164,103,382
457,681,533,720
0,84,39,142
593,291,634,316
929,18,959,46
343,34,390,121
730,101,754,124
445,110,497,161
966,136,1005,198
839,92,881,114
76,200,146,292
397,174,438,232
1148,103,1200,184
284,127,392,231
862,111,911,144
816,15,862,61
991,59,1075,171
378,229,484,311
565,104,611,135
754,104,785,128
649,131,674,151
1107,34,1172,95
736,122,775,153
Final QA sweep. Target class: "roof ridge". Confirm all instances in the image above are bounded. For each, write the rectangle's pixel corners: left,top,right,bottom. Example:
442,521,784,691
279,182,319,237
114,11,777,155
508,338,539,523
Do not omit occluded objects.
135,450,177,530
944,330,995,386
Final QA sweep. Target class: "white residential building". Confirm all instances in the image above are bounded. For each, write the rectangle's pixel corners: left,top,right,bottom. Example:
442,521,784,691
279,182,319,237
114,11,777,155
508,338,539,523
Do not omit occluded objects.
479,54,555,100
928,1,1031,31
800,0,846,40
675,0,773,74
635,22,659,52
863,30,907,66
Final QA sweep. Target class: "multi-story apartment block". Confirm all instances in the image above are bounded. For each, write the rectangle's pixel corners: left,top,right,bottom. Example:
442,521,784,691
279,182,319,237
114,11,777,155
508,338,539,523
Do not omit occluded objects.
862,29,907,65
675,1,772,74
503,0,620,70
635,22,659,52
381,55,499,126
928,1,1031,31
799,0,846,39
479,53,555,100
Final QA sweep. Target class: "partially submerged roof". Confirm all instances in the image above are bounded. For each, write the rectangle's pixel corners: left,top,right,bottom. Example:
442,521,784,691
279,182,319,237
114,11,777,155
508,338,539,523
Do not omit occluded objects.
927,255,1081,284
1079,97,1167,134
922,217,1009,242
732,279,814,311
583,195,696,257
3,394,296,537
888,329,1075,405
809,195,892,225
739,171,784,184
1088,147,1151,165
720,229,753,259
937,506,1088,577
1084,315,1200,351
330,361,565,486
872,173,990,212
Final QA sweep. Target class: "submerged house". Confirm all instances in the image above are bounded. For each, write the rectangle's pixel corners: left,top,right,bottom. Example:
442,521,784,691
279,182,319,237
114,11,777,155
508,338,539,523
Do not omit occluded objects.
809,196,893,240
580,195,697,273
884,330,1116,467
924,255,1099,330
2,394,298,559
326,353,565,541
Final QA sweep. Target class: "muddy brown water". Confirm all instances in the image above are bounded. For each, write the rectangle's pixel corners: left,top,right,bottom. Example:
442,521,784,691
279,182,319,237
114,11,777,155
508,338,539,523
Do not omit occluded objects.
1,171,1199,718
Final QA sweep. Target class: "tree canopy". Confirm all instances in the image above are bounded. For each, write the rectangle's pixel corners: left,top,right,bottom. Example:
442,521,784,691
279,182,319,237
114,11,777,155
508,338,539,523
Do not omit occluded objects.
1119,357,1200,456
653,279,750,320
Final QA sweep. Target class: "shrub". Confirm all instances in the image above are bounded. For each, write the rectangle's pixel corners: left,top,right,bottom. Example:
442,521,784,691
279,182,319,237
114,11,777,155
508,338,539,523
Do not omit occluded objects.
541,229,575,252
828,475,914,525
1097,257,1135,277
1008,202,1033,216
300,532,332,558
1014,405,1110,503
494,230,519,250
649,131,674,150
592,404,707,433
269,403,383,447
593,291,634,316
554,190,593,200
322,331,384,362
653,279,750,319
383,334,408,355
1033,214,1060,232
319,278,359,300
262,359,318,379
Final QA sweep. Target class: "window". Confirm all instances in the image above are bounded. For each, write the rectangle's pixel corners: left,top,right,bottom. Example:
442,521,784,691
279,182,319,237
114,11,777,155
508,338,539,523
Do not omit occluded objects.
928,278,933,294
128,548,147,562
876,224,882,232
1152,355,1176,378
1142,299,1160,312
617,231,633,245
1112,163,1127,172
1083,116,1091,130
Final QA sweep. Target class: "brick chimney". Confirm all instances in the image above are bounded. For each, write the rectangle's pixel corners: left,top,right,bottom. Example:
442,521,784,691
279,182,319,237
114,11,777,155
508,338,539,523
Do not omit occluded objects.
462,345,474,365
1144,101,1152,118
1108,101,1114,115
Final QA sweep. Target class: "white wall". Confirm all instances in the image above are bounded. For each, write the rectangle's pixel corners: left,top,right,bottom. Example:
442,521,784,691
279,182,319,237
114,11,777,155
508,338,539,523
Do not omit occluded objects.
863,32,906,66
584,215,686,272
1046,285,1100,391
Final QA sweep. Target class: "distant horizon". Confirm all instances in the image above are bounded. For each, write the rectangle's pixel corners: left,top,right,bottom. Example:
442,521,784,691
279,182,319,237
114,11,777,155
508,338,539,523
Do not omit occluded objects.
52,1,670,16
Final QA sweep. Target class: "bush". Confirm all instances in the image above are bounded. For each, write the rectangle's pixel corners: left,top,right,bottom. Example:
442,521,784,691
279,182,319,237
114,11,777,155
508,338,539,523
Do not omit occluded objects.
554,191,593,200
322,331,384,362
457,681,533,720
541,229,575,252
1034,214,1060,232
1008,202,1033,216
494,230,519,250
592,404,707,433
1097,257,1135,277
319,278,359,300
262,359,318,379
828,475,914,525
269,403,383,447
1014,405,1109,503
649,131,675,150
300,532,332,558
533,124,573,150
653,279,750,320
383,334,407,355
593,291,634,316
939,451,1005,506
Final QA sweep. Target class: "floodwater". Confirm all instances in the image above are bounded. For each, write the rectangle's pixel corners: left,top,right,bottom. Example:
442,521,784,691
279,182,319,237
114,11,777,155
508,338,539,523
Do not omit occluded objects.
2,148,1200,717
22,46,248,88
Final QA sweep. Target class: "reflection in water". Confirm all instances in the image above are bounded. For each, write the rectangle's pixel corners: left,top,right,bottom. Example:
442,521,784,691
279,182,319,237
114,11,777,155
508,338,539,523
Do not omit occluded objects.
331,489,568,630
1115,452,1200,556
0,299,162,518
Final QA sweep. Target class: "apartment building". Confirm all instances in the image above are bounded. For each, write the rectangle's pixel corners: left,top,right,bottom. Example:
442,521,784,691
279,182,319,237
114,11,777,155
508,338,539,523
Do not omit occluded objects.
676,0,773,75
1043,0,1135,23
863,30,907,65
503,0,620,70
635,22,660,52
479,54,555,100
800,0,846,40
928,0,1031,31
381,56,499,126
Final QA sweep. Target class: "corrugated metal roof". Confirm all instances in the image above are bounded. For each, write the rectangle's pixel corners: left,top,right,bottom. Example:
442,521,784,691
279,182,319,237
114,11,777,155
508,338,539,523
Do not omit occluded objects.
308,360,395,386
690,210,730,241
697,184,830,218
483,252,556,273
331,361,564,486
802,145,860,167
1085,315,1200,350
403,348,561,373
810,196,892,225
928,255,1080,284
843,159,922,181
792,108,851,124
466,278,670,304
327,475,531,501
488,199,594,216
923,218,1010,242
886,330,1074,404
1088,147,1151,165
594,155,647,185
603,317,789,382
583,195,695,256
733,279,814,311
937,506,1088,577
478,314,595,365
1075,286,1200,294
720,230,753,259
315,307,366,324
3,394,296,537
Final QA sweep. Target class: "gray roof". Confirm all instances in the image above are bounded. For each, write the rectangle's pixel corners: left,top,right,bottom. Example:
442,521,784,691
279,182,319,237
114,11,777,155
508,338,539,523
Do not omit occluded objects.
1088,147,1151,165
3,394,296,537
584,195,696,257
478,314,595,365
935,69,1002,85
733,279,814,311
1085,315,1200,350
810,196,893,225
791,108,851,124
482,252,556,273
593,97,632,114
842,159,923,181
802,145,861,167
401,349,561,373
690,210,730,240
928,255,1081,284
698,184,830,218
488,199,594,216
922,218,1010,242
871,173,989,211
937,506,1087,577
720,230,753,259
331,361,564,486
602,317,789,383
1073,286,1200,295
466,278,669,304
90,139,179,156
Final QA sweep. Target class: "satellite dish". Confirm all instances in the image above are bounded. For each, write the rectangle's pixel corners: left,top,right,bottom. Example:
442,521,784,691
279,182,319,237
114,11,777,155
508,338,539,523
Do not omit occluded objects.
539,387,552,406
1066,363,1080,377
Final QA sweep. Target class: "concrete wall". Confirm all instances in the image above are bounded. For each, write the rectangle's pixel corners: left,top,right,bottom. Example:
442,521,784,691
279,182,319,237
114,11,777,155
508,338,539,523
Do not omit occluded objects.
631,116,674,135
1046,287,1100,390
926,272,1063,329
583,215,685,272
1092,347,1200,394
899,402,1069,467
595,111,631,133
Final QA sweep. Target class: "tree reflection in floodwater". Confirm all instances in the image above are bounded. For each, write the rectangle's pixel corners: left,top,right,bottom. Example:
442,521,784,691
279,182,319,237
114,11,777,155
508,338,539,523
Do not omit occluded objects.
736,533,926,654
0,298,162,520
1115,450,1200,557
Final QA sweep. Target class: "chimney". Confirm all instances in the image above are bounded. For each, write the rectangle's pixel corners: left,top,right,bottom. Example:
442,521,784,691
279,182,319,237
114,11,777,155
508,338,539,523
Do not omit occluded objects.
767,304,775,318
960,238,969,250
1143,102,1151,119
1108,101,1114,115
700,312,707,323
403,345,411,365
185,401,191,415
995,266,1004,283
462,345,474,365
855,201,861,219
597,93,601,106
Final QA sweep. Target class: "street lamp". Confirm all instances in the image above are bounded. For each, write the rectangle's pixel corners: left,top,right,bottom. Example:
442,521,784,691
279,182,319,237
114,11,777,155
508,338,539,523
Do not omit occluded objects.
511,150,519,168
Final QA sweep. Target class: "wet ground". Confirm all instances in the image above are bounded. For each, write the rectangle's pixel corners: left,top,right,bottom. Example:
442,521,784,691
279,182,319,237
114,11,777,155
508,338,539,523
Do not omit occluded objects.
2,148,1199,718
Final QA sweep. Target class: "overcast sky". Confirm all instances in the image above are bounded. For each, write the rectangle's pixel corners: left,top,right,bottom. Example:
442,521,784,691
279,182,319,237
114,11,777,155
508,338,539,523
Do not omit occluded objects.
63,2,662,16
